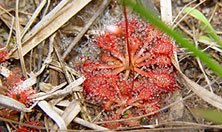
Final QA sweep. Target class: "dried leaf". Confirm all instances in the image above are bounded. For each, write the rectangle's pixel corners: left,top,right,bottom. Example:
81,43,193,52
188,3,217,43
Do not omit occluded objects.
33,77,84,100
172,57,222,110
62,100,81,125
10,0,92,59
180,73,222,110
0,94,31,112
52,105,109,131
19,72,37,89
74,117,109,131
38,100,67,130
21,0,47,38
52,100,81,130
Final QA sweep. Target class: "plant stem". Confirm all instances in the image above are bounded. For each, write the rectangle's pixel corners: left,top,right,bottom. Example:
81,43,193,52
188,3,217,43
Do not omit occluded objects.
123,2,130,68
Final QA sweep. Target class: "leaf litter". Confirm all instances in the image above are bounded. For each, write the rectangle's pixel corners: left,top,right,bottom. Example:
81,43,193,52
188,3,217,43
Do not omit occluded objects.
0,0,221,131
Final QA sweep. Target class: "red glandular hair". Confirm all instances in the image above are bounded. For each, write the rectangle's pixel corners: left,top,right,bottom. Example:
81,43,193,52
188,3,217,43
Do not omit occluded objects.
16,120,42,132
6,73,36,106
0,50,8,62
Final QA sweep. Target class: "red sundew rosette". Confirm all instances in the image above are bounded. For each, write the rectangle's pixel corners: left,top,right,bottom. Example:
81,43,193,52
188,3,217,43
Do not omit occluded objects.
0,71,36,119
81,18,177,128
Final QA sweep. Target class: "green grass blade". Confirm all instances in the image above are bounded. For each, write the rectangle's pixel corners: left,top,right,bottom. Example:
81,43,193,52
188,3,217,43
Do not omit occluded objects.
184,7,222,47
193,109,222,124
123,0,222,78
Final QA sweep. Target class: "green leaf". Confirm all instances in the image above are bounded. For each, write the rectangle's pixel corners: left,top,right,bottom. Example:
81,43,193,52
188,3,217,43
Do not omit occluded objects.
193,109,222,124
123,0,222,78
183,7,222,47
198,35,214,43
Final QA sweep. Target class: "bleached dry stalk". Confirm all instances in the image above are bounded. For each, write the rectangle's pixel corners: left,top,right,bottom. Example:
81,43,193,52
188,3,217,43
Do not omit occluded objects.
160,0,172,24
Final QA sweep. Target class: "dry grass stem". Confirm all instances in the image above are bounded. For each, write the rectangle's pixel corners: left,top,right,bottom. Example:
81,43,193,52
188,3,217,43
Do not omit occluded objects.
10,0,92,59
62,0,111,59
192,29,213,92
160,0,172,24
20,0,47,38
15,0,27,78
